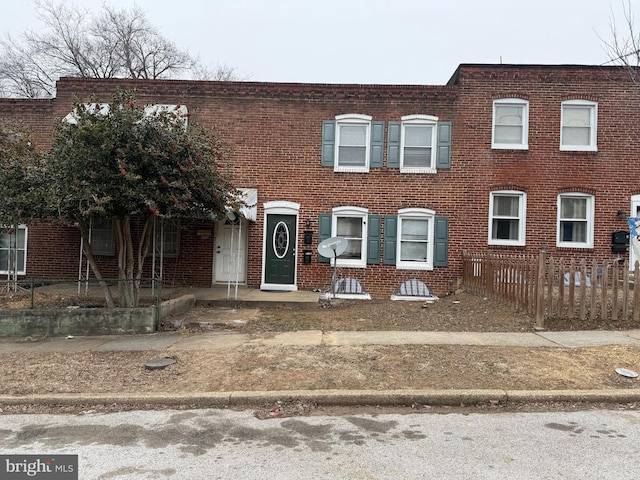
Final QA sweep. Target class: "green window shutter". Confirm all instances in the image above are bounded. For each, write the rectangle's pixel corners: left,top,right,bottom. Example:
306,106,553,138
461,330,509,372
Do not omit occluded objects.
367,215,381,264
383,215,398,264
321,121,335,167
318,213,332,263
387,122,401,168
370,121,385,168
436,121,452,169
434,216,449,267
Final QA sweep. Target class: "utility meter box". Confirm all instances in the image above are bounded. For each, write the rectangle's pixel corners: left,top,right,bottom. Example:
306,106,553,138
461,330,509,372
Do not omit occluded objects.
612,230,629,253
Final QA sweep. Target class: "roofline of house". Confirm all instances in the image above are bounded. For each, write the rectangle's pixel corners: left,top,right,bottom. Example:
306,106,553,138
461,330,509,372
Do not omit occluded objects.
446,63,631,85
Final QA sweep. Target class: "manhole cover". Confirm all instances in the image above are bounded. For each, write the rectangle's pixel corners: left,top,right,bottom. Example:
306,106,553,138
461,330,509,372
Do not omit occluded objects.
145,356,176,370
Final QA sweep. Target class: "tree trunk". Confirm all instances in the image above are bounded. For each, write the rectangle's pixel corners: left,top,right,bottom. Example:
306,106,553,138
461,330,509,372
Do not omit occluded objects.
114,216,137,307
78,222,116,308
136,216,154,283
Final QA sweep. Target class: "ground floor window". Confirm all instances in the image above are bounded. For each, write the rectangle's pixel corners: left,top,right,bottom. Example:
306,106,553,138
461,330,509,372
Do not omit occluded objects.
396,208,435,270
0,225,27,275
90,217,114,256
332,206,368,268
557,193,594,248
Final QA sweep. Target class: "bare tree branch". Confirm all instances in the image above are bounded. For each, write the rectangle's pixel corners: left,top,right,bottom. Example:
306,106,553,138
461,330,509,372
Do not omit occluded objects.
600,0,640,86
0,0,241,98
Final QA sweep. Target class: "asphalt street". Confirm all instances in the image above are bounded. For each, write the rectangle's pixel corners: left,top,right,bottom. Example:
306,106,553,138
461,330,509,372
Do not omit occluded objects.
0,408,638,479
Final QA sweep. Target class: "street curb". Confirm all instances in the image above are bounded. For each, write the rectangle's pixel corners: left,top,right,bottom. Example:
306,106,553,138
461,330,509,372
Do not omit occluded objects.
1,389,639,409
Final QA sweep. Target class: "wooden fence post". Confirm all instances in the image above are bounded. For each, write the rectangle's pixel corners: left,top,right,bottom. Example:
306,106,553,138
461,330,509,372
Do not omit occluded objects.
535,248,546,329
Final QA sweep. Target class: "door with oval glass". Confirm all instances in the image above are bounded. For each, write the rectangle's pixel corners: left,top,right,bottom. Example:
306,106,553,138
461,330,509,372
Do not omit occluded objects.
264,214,296,286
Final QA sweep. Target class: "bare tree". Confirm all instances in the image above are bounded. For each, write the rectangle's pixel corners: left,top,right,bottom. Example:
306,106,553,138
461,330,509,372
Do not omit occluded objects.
0,0,239,98
601,0,640,85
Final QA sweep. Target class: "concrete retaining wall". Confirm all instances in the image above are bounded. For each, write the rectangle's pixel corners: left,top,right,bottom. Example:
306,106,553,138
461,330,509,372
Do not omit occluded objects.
0,294,196,337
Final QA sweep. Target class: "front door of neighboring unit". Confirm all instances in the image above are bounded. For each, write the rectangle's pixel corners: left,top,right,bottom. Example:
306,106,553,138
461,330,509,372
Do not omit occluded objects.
264,214,296,287
214,220,247,284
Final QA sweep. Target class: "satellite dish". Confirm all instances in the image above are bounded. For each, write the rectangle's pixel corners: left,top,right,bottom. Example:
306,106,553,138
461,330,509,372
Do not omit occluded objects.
317,236,348,259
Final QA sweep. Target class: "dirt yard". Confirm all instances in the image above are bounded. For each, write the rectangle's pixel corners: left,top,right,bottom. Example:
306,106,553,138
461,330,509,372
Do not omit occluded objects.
0,290,639,416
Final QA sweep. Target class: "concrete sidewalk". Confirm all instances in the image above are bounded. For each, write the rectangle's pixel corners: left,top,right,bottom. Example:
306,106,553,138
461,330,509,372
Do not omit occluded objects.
1,328,640,353
1,327,640,410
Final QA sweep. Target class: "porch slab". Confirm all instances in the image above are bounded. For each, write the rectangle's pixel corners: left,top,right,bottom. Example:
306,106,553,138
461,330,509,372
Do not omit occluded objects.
187,286,320,304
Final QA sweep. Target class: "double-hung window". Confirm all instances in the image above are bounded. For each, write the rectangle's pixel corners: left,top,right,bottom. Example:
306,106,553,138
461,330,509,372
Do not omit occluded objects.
557,193,594,248
560,100,597,151
400,115,438,173
492,99,529,149
154,219,180,257
489,191,526,246
0,226,27,275
332,206,368,268
90,217,114,256
396,208,435,270
335,114,372,172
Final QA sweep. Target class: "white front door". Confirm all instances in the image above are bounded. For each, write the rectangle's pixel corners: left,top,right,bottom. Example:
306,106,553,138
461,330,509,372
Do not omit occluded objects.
214,220,247,283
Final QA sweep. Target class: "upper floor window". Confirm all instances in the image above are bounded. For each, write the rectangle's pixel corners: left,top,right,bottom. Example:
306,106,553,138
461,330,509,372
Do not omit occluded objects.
492,99,529,150
489,191,526,246
0,225,27,275
400,115,438,173
335,114,371,172
332,206,368,268
560,100,597,151
321,115,384,172
557,193,594,248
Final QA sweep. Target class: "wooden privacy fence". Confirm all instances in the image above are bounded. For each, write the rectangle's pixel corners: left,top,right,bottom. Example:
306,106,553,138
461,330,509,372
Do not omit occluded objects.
462,250,640,328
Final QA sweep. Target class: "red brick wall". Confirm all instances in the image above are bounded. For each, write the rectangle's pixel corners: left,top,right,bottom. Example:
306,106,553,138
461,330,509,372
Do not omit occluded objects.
452,65,639,265
6,65,640,297
0,99,55,151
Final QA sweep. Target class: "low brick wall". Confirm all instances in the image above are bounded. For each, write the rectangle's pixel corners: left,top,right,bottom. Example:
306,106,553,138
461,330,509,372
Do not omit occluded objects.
0,294,196,337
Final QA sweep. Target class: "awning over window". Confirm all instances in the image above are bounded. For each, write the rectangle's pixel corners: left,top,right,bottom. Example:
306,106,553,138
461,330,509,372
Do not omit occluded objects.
64,104,188,128
227,188,257,222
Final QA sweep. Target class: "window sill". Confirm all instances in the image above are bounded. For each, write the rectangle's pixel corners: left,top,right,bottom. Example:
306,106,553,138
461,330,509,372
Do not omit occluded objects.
333,260,366,269
489,241,526,247
560,146,597,152
334,166,369,173
491,144,529,150
396,263,433,271
556,244,594,250
400,167,437,174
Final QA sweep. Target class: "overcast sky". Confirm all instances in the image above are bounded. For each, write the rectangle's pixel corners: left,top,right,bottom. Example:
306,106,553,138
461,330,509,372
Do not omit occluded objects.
0,0,631,85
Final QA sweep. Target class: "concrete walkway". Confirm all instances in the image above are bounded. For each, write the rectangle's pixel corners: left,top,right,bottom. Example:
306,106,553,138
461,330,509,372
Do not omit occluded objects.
1,328,640,353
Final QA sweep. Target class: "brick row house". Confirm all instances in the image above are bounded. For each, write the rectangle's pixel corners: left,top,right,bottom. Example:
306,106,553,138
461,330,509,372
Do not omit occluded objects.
0,64,638,298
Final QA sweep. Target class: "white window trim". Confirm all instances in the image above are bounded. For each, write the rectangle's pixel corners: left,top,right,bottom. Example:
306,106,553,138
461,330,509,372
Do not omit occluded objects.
331,206,368,268
560,100,597,152
334,114,372,173
400,114,438,174
492,98,529,150
556,193,594,248
488,190,527,246
0,225,27,275
396,208,435,270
